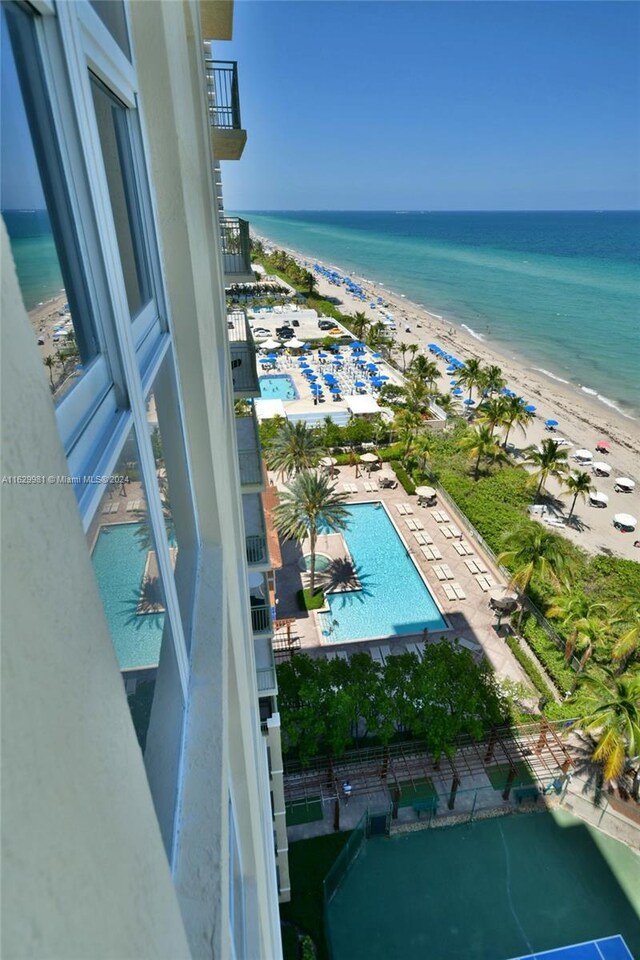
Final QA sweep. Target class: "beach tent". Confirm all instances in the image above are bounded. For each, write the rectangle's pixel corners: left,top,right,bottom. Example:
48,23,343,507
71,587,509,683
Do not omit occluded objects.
573,449,593,463
345,394,381,417
261,338,281,351
592,462,611,477
253,399,287,421
613,513,637,531
614,477,635,492
589,492,609,507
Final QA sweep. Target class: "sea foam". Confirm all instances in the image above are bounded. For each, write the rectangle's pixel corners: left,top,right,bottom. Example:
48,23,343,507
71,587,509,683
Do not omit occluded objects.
461,323,485,342
535,368,570,386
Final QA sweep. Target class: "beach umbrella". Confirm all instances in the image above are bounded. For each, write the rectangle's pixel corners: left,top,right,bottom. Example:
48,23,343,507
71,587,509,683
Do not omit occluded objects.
302,343,311,350
318,351,328,358
490,588,518,611
367,363,378,371
360,452,379,463
596,440,610,452
415,486,437,499
354,380,367,389
286,337,304,350
446,366,457,374
589,491,609,506
592,462,612,476
261,338,281,351
613,513,637,531
329,386,341,394
450,379,459,386
377,375,389,381
371,352,382,359
614,477,635,492
351,341,365,348
574,449,593,462
524,404,537,413
332,359,343,367
463,398,475,406
307,374,318,382
545,419,559,428
452,388,464,396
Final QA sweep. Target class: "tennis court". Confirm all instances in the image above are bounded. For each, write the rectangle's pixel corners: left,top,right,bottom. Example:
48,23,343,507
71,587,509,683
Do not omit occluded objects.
326,811,640,960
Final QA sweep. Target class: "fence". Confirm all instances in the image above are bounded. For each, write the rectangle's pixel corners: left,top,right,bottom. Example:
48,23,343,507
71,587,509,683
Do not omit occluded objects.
204,59,241,130
323,811,369,908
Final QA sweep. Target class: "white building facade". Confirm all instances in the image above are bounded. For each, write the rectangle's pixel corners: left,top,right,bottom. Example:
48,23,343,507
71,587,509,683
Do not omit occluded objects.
2,0,286,956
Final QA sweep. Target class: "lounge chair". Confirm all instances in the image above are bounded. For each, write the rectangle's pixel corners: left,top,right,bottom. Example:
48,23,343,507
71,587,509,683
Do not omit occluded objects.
453,541,467,556
405,642,423,659
452,583,466,601
379,644,392,662
439,511,451,524
430,545,443,560
464,559,480,574
433,565,447,582
420,545,434,560
475,560,489,574
413,519,424,530
443,583,457,601
414,531,427,546
431,510,444,523
342,483,352,494
370,648,385,665
364,481,375,493
441,564,454,580
456,636,481,652
403,502,414,515
336,650,349,661
397,504,408,516
325,651,337,661
449,524,461,538
440,526,453,540
406,518,418,531
476,577,490,593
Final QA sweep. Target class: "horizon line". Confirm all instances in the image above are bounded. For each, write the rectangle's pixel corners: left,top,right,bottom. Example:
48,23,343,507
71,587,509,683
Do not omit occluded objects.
233,208,640,214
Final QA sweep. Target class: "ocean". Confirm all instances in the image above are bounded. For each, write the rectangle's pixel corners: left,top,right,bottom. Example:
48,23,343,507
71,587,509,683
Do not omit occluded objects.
243,211,640,420
2,209,65,311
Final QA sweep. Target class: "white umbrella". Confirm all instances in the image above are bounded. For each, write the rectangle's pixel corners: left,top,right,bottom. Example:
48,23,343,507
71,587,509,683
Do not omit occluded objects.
574,449,593,461
613,513,637,530
592,462,611,476
359,452,379,463
286,337,304,350
614,477,635,491
261,338,282,351
589,491,609,506
415,485,437,499
319,456,337,467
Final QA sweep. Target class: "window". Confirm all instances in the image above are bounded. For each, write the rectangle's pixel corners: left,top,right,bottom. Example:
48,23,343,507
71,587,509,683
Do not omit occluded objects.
89,0,131,60
90,74,152,320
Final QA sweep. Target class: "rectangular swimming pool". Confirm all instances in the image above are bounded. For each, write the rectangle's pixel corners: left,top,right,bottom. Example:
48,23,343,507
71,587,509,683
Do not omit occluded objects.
319,502,447,642
259,374,299,401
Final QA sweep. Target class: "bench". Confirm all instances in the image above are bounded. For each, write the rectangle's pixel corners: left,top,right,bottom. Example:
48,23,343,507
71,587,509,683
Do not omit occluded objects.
413,797,439,818
514,786,541,805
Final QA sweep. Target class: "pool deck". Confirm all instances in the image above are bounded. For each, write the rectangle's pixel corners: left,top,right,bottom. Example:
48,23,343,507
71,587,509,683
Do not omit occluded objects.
272,463,532,687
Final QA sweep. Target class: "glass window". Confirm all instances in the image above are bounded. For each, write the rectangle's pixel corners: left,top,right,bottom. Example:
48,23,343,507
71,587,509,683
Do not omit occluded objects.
89,0,131,60
1,3,99,402
90,74,152,320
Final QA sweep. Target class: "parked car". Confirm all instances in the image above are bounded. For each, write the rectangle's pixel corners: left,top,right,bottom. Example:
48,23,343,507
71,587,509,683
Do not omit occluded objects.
318,319,334,330
291,319,300,327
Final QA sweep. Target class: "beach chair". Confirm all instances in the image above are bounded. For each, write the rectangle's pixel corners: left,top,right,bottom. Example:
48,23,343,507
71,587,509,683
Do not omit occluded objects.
420,545,434,560
452,583,467,601
349,483,358,494
443,584,457,601
430,545,443,560
370,648,385,665
412,519,424,531
364,481,375,493
431,510,443,523
456,636,481,652
342,483,352,494
441,564,454,580
336,650,349,661
403,503,414,515
325,651,337,661
414,532,427,546
449,524,461,538
439,511,451,524
433,565,447,582
440,526,453,540
483,575,496,589
379,645,392,662
475,560,489,574
453,541,466,556
460,540,473,555
397,504,408,516
405,642,423,660
476,577,490,593
406,518,418,531
464,559,480,574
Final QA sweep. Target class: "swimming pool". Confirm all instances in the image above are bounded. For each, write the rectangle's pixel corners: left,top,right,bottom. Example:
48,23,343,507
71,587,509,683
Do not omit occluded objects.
319,502,447,642
259,374,298,401
91,522,166,670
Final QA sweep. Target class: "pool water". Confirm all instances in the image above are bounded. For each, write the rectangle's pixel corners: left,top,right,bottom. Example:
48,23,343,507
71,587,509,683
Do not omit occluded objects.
319,502,447,642
91,522,167,670
301,552,332,572
259,374,298,401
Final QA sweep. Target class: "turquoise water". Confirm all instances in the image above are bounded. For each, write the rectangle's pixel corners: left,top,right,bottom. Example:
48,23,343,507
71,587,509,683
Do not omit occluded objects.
2,210,66,310
244,211,640,419
320,502,446,642
91,522,165,671
259,373,298,400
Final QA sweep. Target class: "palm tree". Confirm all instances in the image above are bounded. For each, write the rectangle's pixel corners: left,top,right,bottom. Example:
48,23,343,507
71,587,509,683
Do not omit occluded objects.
569,669,640,783
404,377,430,414
433,392,457,416
457,425,506,480
393,409,423,458
479,364,506,397
498,524,575,629
43,355,56,388
351,311,369,340
501,395,534,449
273,471,350,595
398,343,410,372
456,357,483,405
411,355,440,390
524,438,569,501
611,597,640,666
477,396,507,437
266,421,322,479
563,471,594,521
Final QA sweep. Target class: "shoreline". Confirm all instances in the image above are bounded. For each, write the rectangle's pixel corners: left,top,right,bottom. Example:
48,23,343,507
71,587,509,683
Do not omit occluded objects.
254,231,640,457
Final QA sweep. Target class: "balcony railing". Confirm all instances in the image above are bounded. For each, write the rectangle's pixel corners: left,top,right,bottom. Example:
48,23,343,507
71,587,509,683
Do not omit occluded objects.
228,311,259,396
205,59,242,130
246,533,268,566
257,665,277,693
251,603,272,635
220,217,252,279
238,449,263,487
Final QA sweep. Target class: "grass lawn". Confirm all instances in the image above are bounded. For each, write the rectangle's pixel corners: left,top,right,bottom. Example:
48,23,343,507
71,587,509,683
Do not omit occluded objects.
297,588,325,611
486,762,535,792
280,831,352,960
391,777,437,808
286,798,324,827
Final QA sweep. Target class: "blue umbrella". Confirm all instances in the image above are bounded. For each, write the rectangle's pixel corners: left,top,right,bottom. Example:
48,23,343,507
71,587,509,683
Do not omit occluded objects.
318,352,328,358
351,341,365,348
427,343,439,351
367,363,378,371
377,375,389,381
307,374,318,382
354,380,366,388
450,379,459,385
446,366,456,374
452,388,464,396
525,404,537,413
332,359,343,366
545,418,559,427
464,398,475,406
302,343,311,350
330,386,341,394
371,352,382,359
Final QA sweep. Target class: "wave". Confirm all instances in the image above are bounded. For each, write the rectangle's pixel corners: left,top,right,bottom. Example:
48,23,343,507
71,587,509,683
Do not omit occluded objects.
594,394,636,420
461,323,485,342
535,368,571,385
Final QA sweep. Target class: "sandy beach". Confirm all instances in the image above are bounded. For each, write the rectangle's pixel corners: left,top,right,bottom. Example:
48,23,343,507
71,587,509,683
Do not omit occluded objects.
29,292,70,358
255,234,640,561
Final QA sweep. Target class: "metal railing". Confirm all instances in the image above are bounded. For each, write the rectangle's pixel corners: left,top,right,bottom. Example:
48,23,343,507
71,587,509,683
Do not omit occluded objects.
251,603,272,635
257,664,277,692
204,59,242,130
246,533,268,565
237,449,263,487
220,217,252,276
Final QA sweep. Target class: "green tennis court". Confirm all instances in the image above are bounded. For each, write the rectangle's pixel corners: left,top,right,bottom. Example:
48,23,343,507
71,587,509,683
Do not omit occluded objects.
326,811,640,960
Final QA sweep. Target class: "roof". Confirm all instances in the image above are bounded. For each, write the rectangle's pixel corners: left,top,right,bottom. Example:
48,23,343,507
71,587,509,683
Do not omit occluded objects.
253,398,287,421
344,394,381,416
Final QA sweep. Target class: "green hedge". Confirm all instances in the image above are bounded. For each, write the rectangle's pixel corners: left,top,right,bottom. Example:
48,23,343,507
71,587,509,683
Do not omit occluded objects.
393,463,416,495
504,635,550,698
297,588,325,611
521,616,575,695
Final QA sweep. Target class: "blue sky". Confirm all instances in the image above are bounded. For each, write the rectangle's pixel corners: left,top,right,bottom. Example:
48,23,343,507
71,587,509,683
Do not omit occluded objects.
219,1,639,211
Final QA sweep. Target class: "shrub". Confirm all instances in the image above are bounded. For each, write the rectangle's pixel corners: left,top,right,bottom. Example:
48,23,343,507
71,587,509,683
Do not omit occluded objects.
393,464,416,495
521,616,575,695
504,634,550,698
297,588,325,611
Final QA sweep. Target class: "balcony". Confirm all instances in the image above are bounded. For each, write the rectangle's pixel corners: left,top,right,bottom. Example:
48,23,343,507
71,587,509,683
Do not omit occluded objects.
234,411,264,492
242,493,269,569
228,310,259,398
205,59,247,160
220,216,254,284
255,636,277,695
